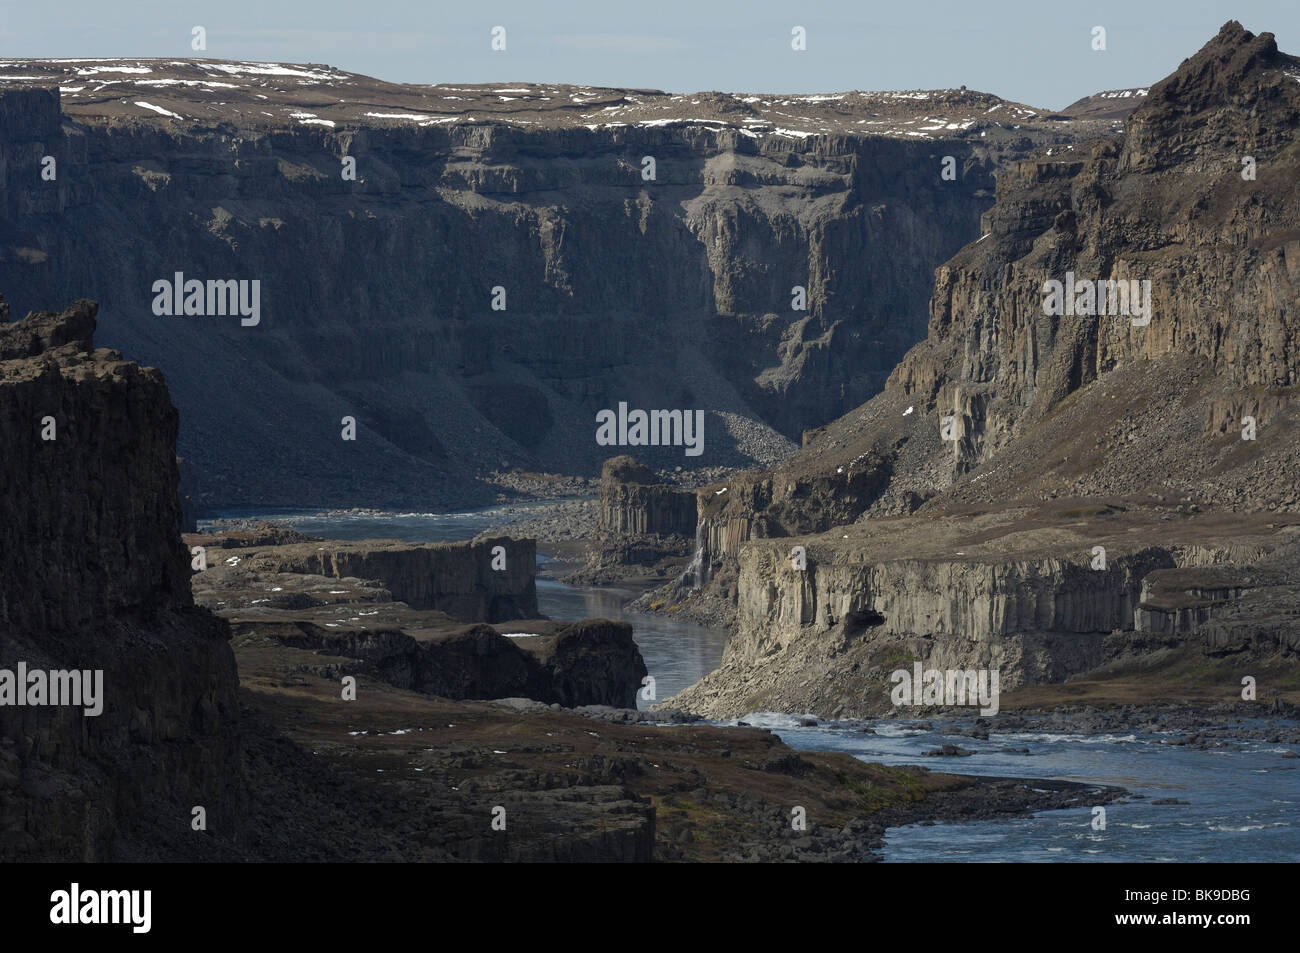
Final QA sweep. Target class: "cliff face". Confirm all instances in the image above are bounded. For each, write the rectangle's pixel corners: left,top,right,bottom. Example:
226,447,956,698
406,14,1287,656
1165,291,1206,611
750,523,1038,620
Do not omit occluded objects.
671,503,1299,718
679,23,1300,573
666,23,1300,716
0,65,1108,507
599,456,697,537
264,619,647,708
0,299,243,860
237,537,539,622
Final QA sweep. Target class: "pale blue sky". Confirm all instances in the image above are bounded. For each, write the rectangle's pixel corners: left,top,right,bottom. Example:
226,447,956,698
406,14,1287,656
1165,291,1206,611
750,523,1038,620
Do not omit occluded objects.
1,0,1295,109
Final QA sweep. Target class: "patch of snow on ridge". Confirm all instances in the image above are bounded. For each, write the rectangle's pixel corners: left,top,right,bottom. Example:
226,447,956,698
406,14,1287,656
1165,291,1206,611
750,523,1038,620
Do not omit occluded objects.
206,62,341,80
134,101,183,119
136,78,239,88
638,117,729,127
77,65,152,75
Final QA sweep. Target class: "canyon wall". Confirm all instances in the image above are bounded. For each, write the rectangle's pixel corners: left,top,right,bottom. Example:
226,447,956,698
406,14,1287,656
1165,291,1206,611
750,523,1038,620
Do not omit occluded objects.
667,24,1300,715
674,23,1300,589
671,507,1300,718
0,72,1099,508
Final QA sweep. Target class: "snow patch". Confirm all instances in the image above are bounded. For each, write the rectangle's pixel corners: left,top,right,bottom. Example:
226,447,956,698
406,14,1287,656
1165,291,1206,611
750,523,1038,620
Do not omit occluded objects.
133,101,183,119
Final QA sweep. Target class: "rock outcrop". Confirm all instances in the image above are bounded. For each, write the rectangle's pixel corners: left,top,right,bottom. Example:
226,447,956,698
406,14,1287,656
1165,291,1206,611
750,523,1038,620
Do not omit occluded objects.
599,456,697,537
188,530,644,707
0,298,243,860
232,537,538,622
261,618,647,708
567,456,699,585
670,502,1300,718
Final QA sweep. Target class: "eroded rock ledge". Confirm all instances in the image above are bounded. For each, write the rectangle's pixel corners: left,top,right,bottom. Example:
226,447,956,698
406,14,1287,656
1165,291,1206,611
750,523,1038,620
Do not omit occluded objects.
669,500,1300,719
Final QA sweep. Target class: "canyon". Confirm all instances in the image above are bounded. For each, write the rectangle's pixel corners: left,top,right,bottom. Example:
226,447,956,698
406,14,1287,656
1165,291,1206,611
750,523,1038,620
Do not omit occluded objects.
0,59,1122,508
3,20,1297,865
2,298,1098,862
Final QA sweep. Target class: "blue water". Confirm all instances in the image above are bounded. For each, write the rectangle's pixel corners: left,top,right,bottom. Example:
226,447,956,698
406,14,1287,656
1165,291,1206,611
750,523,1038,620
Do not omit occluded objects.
204,508,1300,861
729,713,1300,862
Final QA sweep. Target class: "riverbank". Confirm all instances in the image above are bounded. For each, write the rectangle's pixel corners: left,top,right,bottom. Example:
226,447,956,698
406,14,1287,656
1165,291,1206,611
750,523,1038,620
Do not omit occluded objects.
194,511,1297,861
233,626,1129,861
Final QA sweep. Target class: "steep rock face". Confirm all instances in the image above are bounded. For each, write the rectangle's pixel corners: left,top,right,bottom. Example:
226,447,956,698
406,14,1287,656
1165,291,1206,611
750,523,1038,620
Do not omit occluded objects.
238,537,538,622
670,504,1298,718
656,23,1300,628
526,619,649,708
0,298,242,860
1136,542,1300,655
599,455,697,537
567,455,699,585
856,22,1300,510
0,69,1104,507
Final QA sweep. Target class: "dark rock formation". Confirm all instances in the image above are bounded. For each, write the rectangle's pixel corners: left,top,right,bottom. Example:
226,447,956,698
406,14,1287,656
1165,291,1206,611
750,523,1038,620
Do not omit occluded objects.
599,455,697,537
0,298,243,860
566,455,699,585
523,619,649,708
263,618,646,708
189,533,644,707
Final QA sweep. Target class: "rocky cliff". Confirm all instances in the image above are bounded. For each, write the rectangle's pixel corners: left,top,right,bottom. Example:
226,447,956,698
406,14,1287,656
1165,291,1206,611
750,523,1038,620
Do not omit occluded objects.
0,62,1113,508
672,501,1299,718
230,536,539,622
599,456,697,537
666,23,1300,716
0,297,243,860
701,22,1300,538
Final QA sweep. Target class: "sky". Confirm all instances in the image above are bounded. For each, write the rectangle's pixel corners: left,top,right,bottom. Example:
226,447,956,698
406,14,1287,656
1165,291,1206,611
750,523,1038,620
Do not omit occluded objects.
1,0,1297,110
